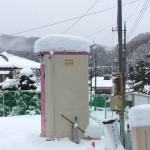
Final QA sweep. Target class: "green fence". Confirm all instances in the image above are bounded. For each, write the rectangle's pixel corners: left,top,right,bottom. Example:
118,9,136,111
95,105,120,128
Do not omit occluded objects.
0,91,41,117
89,93,133,110
0,91,133,117
89,93,110,110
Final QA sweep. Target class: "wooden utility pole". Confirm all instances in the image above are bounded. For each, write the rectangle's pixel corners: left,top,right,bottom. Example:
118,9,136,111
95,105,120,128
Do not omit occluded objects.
117,0,125,147
124,21,127,74
118,0,123,73
94,48,97,94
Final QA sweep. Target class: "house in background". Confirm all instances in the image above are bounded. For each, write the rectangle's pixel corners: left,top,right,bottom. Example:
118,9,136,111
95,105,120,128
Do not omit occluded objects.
0,52,40,82
91,74,113,94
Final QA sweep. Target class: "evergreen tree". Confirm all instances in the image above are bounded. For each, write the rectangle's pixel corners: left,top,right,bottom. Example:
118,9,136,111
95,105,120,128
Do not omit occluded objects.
134,60,150,85
129,60,150,92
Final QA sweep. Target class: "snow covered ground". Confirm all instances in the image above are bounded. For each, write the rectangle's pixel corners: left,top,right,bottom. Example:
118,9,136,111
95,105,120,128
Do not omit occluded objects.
0,115,105,150
0,111,125,150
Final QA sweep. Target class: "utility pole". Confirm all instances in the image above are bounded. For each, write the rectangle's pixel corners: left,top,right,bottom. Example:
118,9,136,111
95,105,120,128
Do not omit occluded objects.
94,48,97,94
118,0,123,73
90,61,93,95
117,0,125,147
124,21,127,74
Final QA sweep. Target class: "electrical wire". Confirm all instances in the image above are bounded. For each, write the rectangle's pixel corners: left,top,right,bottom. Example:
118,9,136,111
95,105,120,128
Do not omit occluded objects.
127,0,148,39
85,23,116,38
124,0,142,20
62,0,100,34
2,0,139,37
101,31,113,46
125,4,150,20
85,3,150,46
85,3,150,39
127,0,150,40
123,0,134,18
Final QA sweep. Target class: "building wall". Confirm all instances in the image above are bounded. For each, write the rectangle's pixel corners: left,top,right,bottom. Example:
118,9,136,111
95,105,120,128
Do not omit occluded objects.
96,87,113,94
43,53,89,139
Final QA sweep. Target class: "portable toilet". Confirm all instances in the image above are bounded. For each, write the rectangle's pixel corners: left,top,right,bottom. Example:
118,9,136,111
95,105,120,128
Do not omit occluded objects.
34,34,90,139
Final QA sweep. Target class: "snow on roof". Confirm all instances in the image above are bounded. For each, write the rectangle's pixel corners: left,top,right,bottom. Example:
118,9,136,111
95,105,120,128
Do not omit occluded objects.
92,77,113,88
129,104,150,127
0,52,40,69
0,71,10,74
34,34,90,53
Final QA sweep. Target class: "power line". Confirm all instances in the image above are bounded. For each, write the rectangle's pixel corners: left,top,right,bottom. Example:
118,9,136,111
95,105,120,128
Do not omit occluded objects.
62,0,100,34
123,0,141,19
85,23,116,38
123,0,134,18
126,4,150,19
127,0,150,40
123,0,142,20
85,4,150,39
3,0,139,37
127,0,149,39
101,30,111,44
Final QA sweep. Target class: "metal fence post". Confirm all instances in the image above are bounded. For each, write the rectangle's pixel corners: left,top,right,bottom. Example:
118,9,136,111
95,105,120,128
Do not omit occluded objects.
132,93,135,106
126,124,132,150
3,91,5,117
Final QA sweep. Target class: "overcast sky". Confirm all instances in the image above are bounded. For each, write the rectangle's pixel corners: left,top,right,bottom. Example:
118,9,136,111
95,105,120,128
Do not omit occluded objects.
0,0,150,47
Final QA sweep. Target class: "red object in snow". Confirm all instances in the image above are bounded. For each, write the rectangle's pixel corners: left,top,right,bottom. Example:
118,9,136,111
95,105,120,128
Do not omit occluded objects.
92,141,95,149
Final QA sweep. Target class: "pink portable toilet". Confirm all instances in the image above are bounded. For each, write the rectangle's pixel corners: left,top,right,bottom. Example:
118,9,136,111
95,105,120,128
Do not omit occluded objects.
34,34,90,140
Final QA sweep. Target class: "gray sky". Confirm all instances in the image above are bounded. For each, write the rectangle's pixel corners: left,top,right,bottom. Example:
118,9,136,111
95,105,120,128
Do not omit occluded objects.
0,0,150,47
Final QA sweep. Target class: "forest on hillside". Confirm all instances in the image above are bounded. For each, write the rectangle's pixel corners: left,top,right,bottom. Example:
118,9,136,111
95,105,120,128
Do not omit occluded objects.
89,32,150,72
0,32,150,67
126,32,150,64
0,33,149,93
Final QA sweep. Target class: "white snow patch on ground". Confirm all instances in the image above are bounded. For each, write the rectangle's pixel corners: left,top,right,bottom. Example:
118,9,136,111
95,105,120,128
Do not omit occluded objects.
0,115,124,150
0,115,103,150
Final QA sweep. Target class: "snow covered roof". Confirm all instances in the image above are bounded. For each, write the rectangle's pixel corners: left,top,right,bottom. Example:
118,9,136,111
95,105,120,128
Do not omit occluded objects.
0,71,10,74
0,52,40,69
92,77,113,88
34,34,90,53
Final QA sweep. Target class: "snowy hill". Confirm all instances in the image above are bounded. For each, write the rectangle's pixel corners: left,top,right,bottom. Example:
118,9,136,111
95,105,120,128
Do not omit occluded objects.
0,34,39,51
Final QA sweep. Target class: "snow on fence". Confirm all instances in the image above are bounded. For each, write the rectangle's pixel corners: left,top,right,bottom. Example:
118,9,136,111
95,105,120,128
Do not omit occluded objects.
0,91,41,117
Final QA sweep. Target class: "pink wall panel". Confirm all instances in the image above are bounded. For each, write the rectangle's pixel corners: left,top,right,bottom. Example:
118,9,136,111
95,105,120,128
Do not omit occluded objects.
40,64,46,137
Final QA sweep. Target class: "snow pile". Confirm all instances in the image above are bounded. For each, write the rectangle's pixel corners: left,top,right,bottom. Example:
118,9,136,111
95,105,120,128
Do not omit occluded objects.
20,67,33,77
0,77,19,90
84,118,101,139
0,67,38,91
128,104,150,127
144,84,150,94
34,34,90,53
116,143,125,150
